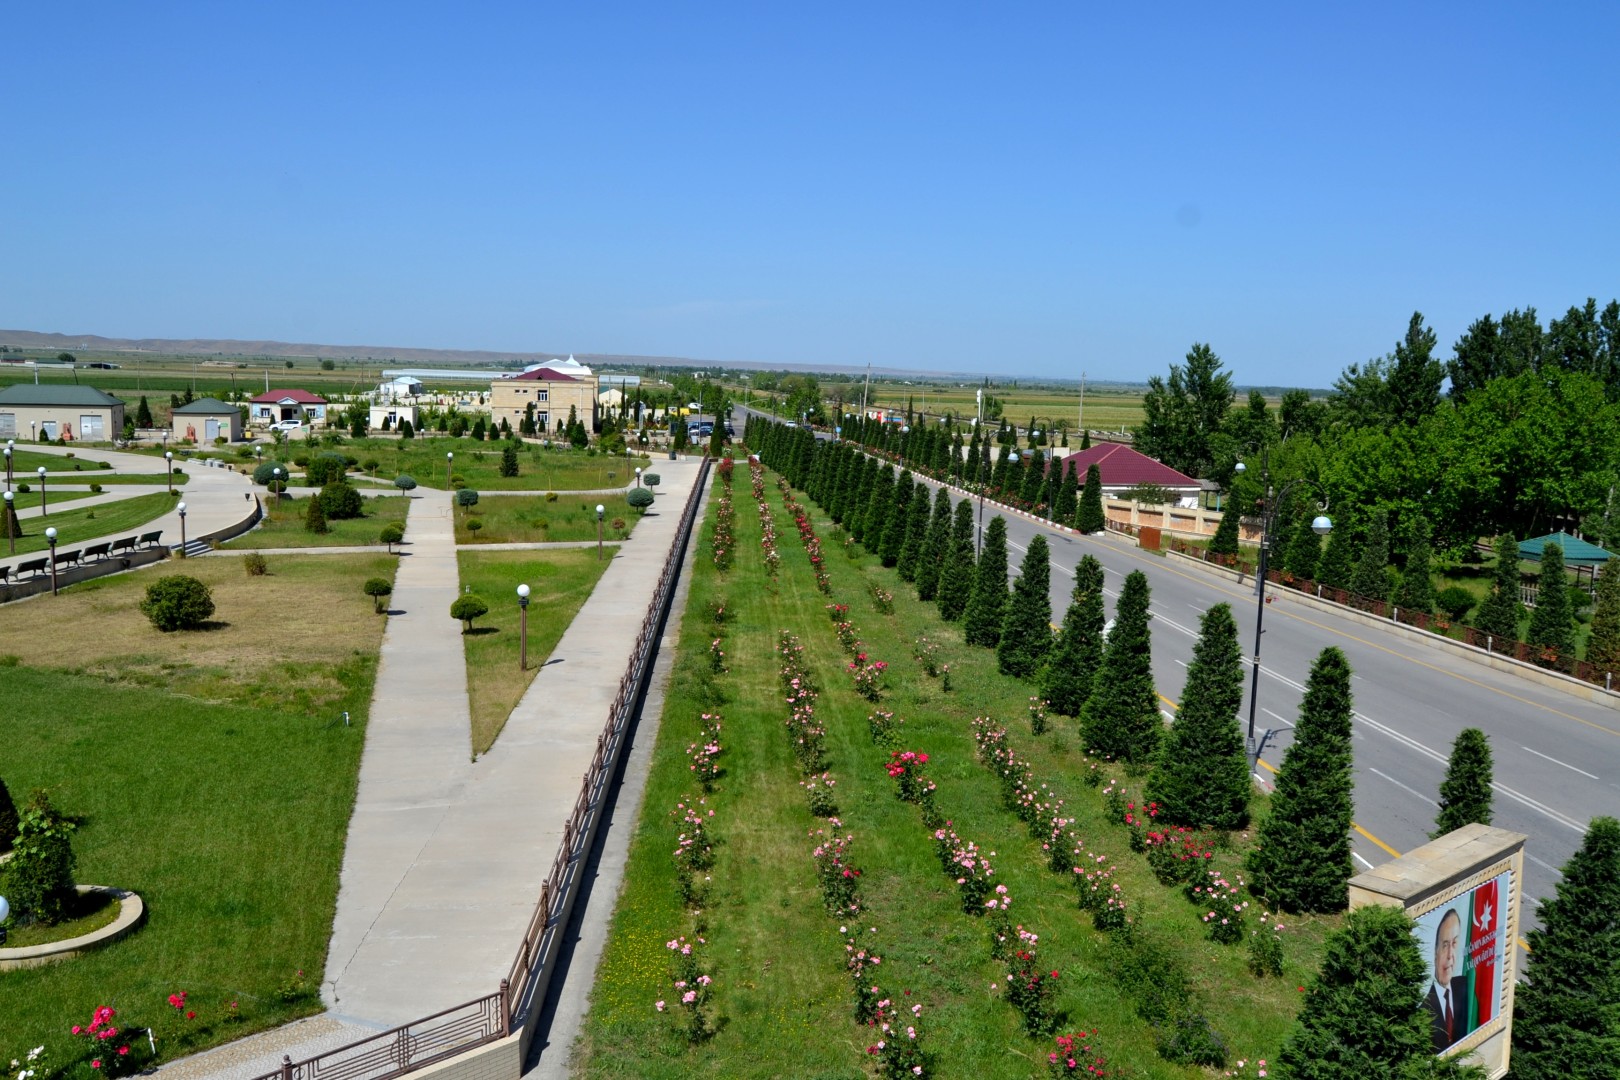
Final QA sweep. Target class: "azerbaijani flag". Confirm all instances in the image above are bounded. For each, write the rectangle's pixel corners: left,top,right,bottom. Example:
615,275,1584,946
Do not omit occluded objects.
1465,877,1501,1030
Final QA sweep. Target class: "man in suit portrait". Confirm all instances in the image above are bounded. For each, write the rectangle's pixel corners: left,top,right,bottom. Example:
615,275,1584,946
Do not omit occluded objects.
1423,907,1470,1051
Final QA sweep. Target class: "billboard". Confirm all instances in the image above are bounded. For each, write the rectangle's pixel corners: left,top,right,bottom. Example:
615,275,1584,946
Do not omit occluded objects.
1410,863,1517,1058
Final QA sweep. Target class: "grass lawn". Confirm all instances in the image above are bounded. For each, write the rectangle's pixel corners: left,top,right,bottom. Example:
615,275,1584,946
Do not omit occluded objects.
3,492,176,555
573,467,1333,1078
339,436,652,491
47,472,191,486
0,552,395,1065
3,488,93,512
224,495,410,549
4,448,114,473
453,494,639,544
457,548,613,755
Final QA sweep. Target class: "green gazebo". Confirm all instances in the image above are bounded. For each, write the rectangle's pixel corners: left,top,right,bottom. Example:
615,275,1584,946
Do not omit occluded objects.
1517,531,1612,568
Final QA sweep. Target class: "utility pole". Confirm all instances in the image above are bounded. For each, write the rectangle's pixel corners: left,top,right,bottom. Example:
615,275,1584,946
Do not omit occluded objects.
860,363,872,419
1079,370,1085,434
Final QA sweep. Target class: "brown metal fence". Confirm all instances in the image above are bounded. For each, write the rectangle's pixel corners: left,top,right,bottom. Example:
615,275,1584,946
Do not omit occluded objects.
249,457,714,1080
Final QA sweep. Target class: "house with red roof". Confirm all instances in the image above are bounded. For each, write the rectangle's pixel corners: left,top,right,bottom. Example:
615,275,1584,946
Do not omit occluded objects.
489,365,599,435
249,389,329,428
1058,442,1201,504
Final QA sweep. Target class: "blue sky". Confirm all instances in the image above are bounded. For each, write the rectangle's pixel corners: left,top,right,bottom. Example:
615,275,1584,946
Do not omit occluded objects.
3,2,1617,386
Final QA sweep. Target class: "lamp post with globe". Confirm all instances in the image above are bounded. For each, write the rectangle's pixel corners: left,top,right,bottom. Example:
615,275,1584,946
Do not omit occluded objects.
517,583,531,670
596,504,605,560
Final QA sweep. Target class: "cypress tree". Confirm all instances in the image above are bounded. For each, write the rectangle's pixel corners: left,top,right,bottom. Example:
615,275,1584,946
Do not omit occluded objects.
991,444,1014,497
1076,463,1106,533
879,469,914,568
2,498,23,541
1585,556,1620,675
1351,514,1391,601
1041,555,1106,716
1274,905,1447,1080
915,485,952,600
1393,522,1436,614
1283,511,1322,580
1247,646,1355,914
862,463,895,552
1145,602,1250,829
963,515,1010,647
996,533,1052,678
1509,815,1620,1079
896,480,931,582
135,395,154,428
1208,503,1241,557
1019,449,1045,506
1315,521,1355,591
1054,459,1079,524
1431,728,1492,838
304,492,329,534
1078,569,1160,764
1526,541,1575,662
1080,428,1091,449
1473,534,1524,645
938,498,977,621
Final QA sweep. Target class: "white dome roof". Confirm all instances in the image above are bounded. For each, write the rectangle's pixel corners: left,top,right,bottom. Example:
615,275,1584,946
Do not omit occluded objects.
523,354,592,376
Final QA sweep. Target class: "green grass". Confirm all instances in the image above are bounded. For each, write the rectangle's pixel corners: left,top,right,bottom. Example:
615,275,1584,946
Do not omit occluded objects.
0,553,394,1065
46,472,191,486
339,437,651,491
575,468,1333,1078
3,492,176,555
456,548,613,754
454,494,639,544
2,488,93,512
1,888,122,948
224,495,410,549
3,449,114,473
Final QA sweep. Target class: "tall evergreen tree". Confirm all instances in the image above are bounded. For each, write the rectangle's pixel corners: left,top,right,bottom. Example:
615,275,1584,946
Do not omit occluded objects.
1208,503,1241,557
862,463,895,553
915,486,953,602
879,469,915,568
1351,514,1392,601
1247,646,1355,914
896,480,931,582
1509,815,1620,1079
1080,428,1091,449
1315,521,1356,591
991,443,1014,496
1053,458,1079,523
1431,729,1492,838
937,498,977,621
1282,511,1322,580
1585,556,1620,675
1473,534,1524,645
1040,555,1106,716
1076,463,1106,533
1019,450,1045,506
996,533,1052,678
963,515,1010,647
1078,570,1160,764
1526,541,1575,662
1145,603,1250,829
1394,522,1436,614
135,395,154,428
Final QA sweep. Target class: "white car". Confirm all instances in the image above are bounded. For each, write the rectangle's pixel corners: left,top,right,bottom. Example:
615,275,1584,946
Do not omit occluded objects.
270,419,303,432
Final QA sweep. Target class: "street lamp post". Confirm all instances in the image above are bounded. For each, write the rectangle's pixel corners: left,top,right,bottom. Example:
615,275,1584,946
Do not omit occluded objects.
596,503,605,560
3,490,14,555
37,466,48,515
635,467,642,489
165,451,174,494
516,583,531,670
3,443,11,490
446,451,454,489
1234,455,1332,769
46,527,58,596
178,501,188,554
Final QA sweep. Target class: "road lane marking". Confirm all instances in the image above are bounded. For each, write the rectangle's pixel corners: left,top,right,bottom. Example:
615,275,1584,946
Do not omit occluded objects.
1352,850,1375,869
1262,708,1293,729
1369,767,1440,808
1521,745,1599,780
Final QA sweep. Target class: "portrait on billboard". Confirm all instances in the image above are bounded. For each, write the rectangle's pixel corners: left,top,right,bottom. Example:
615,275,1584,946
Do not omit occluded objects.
1414,869,1511,1053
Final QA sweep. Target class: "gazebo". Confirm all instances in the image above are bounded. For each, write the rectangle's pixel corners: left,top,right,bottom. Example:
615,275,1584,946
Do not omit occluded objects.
1517,531,1612,591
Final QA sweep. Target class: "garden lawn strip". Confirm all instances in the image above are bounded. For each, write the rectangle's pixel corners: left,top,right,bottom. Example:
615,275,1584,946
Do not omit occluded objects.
1,492,175,555
224,495,409,549
452,493,638,545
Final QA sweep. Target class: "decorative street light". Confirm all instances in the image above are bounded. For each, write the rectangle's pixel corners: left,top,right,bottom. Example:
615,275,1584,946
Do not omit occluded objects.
1233,454,1333,769
0,893,9,944
516,583,531,670
3,442,11,490
46,526,58,596
635,466,642,489
596,503,606,560
165,451,174,494
3,490,14,555
37,466,48,515
178,501,188,554
446,451,454,489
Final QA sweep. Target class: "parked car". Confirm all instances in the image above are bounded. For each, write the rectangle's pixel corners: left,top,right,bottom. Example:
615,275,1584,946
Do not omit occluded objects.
271,419,303,432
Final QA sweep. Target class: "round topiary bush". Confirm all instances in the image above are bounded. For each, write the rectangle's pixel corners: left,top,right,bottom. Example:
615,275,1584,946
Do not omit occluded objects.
319,481,365,520
641,473,660,488
140,575,216,631
306,452,350,487
380,523,405,551
451,594,489,632
456,487,480,508
627,487,654,511
364,578,393,613
253,460,292,487
1435,585,1476,623
242,552,269,576
394,474,418,492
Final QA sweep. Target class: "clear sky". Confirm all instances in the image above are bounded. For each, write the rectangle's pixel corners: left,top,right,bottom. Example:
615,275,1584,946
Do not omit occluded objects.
4,2,1617,386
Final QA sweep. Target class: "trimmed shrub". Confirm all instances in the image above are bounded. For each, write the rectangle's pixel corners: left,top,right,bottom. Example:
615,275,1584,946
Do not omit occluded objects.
628,487,654,511
642,472,660,488
242,552,269,576
319,481,365,520
393,474,418,492
380,523,405,551
140,575,216,631
5,790,78,924
252,460,292,487
1432,728,1492,838
363,578,393,613
306,452,349,486
456,487,480,508
304,493,329,534
451,594,489,632
499,444,519,477
1435,586,1475,623
466,518,483,533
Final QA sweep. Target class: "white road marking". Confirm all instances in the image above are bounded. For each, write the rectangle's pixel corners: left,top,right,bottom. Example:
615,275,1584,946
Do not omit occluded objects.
1352,849,1375,870
1262,708,1293,730
1369,767,1440,808
1521,745,1599,780
1524,851,1564,876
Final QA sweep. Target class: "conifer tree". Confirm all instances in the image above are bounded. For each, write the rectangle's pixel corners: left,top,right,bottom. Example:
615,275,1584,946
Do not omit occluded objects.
991,443,1014,497
996,533,1052,678
135,395,154,428
1283,511,1322,580
1526,541,1575,662
862,463,895,552
1208,503,1241,557
1274,905,1453,1080
1080,428,1091,449
304,492,329,534
1473,534,1524,646
1393,522,1436,614
1584,556,1620,675
896,480,931,582
1351,514,1391,601
1146,602,1249,829
1078,569,1160,763
1315,521,1355,591
2,498,22,542
915,486,953,601
1054,459,1079,524
1076,463,1106,533
1431,728,1492,838
880,469,914,568
937,498,977,621
1509,815,1620,1079
1247,646,1355,914
1041,555,1105,716
963,515,1010,647
1019,449,1045,506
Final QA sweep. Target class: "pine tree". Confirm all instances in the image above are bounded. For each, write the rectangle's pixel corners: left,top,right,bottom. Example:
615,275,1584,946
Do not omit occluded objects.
1078,569,1160,764
937,498,977,621
1393,523,1436,614
1019,449,1045,506
1076,463,1106,533
1054,458,1079,523
1041,555,1105,716
996,533,1052,678
1247,647,1355,914
1315,522,1355,591
963,516,1010,647
1509,816,1620,1079
1274,905,1442,1080
1080,428,1091,449
304,492,329,534
896,481,931,582
135,395,154,428
915,486,953,602
1473,535,1524,645
499,444,520,478
862,463,895,552
1208,503,1241,557
1526,541,1575,662
1145,602,1250,829
1585,557,1620,675
1283,511,1322,580
880,470,914,568
991,444,1014,497
1351,514,1391,601
1431,729,1492,838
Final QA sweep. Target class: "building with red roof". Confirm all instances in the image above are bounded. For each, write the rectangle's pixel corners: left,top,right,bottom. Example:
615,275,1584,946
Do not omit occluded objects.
1058,442,1200,502
250,389,329,427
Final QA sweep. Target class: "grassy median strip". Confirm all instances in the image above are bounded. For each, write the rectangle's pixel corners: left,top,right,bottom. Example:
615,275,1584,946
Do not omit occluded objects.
225,495,410,549
339,436,652,491
453,493,639,544
3,491,175,555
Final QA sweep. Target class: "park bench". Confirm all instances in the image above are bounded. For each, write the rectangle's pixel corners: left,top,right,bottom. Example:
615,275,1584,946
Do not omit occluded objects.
0,565,10,585
16,557,48,578
82,542,112,561
138,530,164,548
110,536,138,554
52,549,81,568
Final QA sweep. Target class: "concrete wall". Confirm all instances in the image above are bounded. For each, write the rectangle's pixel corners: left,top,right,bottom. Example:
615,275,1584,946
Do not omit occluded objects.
401,1033,521,1080
1105,498,1262,542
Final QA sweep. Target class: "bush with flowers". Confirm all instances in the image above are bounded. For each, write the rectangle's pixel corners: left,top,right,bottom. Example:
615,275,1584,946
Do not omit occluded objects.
867,708,903,749
1002,927,1061,1036
1028,697,1050,736
656,935,714,1044
868,583,894,615
810,824,863,916
1047,1031,1111,1076
687,715,723,792
1185,867,1249,945
707,637,727,674
800,771,839,817
863,997,929,1079
1220,1057,1268,1078
1247,913,1285,977
65,1006,143,1078
1143,824,1216,885
848,653,889,701
671,794,715,904
885,750,936,808
834,620,862,653
930,825,996,914
912,634,942,677
6,1045,46,1080
843,931,885,1024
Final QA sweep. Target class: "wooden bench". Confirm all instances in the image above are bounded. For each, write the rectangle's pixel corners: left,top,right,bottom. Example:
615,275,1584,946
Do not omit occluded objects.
138,530,164,548
52,550,82,568
16,557,48,578
82,542,112,561
0,565,11,585
110,536,138,554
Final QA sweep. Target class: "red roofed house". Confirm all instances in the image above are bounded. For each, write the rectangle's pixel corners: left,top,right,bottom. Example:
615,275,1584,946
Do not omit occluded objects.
1058,442,1201,504
489,364,599,436
250,389,329,428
